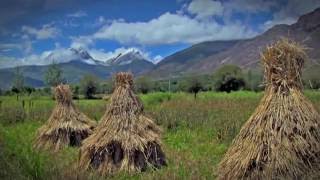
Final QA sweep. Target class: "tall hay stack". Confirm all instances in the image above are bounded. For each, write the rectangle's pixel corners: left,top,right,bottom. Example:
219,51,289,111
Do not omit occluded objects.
34,84,96,152
78,72,166,175
218,39,320,179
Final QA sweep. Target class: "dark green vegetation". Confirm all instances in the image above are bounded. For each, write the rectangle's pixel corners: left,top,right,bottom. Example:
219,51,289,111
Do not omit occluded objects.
1,63,319,100
1,91,319,179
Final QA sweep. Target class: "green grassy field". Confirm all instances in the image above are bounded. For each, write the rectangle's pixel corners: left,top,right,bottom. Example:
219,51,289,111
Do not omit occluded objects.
1,91,320,179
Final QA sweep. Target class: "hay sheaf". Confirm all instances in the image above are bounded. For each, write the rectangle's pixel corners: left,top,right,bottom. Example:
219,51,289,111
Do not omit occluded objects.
218,38,320,179
34,84,96,152
78,72,166,175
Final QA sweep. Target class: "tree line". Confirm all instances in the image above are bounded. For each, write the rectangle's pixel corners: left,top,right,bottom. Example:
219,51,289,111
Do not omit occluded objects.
2,63,319,98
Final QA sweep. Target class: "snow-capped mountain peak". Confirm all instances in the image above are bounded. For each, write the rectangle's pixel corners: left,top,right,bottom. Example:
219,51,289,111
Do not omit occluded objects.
69,47,93,60
107,48,147,65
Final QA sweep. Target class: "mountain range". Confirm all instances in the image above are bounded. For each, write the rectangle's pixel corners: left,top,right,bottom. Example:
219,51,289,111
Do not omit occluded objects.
0,7,320,89
147,7,320,78
0,48,154,89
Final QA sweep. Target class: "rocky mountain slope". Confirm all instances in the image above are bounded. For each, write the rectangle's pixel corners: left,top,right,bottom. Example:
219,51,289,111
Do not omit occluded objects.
148,7,320,79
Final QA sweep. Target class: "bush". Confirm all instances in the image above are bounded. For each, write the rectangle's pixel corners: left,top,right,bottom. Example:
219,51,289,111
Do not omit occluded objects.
80,74,99,99
213,65,246,93
217,78,245,93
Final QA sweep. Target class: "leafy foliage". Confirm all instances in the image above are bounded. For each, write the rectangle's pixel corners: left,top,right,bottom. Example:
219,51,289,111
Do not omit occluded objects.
80,74,99,99
213,65,246,93
186,76,204,99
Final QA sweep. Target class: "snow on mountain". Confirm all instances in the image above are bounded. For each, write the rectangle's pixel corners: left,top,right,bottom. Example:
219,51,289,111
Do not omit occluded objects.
106,48,147,65
0,47,156,69
68,47,102,65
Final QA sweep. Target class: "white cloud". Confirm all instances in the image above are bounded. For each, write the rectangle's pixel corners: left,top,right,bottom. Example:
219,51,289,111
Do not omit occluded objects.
70,36,94,49
0,47,80,69
187,0,224,18
0,40,33,54
22,23,60,40
93,12,256,45
261,0,320,30
20,48,77,66
67,10,87,18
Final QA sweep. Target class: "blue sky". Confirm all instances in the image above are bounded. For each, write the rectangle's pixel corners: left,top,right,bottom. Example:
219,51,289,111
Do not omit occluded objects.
0,0,320,67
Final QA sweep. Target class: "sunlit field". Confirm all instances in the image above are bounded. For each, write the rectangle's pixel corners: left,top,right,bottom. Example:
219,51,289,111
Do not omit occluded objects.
1,91,320,179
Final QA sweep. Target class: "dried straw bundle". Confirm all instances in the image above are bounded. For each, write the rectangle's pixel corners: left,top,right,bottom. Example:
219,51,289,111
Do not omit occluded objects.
218,38,320,179
34,84,96,152
78,72,166,175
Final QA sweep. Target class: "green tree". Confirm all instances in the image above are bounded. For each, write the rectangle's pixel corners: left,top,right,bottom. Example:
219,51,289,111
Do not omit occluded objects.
44,62,64,87
135,76,152,94
186,76,203,99
80,74,99,99
12,66,24,93
213,65,246,93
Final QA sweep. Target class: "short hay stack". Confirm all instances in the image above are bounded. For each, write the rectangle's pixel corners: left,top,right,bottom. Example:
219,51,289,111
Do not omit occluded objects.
218,39,320,179
34,84,96,152
78,72,166,175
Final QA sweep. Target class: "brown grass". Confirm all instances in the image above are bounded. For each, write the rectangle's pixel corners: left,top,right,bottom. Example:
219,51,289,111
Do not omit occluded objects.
34,84,96,152
78,72,166,175
218,38,320,179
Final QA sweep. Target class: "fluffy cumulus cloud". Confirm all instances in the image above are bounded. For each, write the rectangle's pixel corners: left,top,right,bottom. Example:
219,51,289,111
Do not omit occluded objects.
13,48,77,67
22,23,60,40
187,0,224,18
93,12,256,45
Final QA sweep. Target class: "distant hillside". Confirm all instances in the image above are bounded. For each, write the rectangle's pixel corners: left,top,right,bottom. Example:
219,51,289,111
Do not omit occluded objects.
148,7,320,79
0,70,44,89
0,58,154,89
150,40,240,77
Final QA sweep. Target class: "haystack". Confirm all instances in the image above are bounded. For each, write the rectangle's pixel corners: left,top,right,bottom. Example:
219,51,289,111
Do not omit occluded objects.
34,84,96,152
218,38,320,179
78,72,166,175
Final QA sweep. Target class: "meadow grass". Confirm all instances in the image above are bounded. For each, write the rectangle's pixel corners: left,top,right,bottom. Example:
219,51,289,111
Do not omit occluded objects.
0,90,319,179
